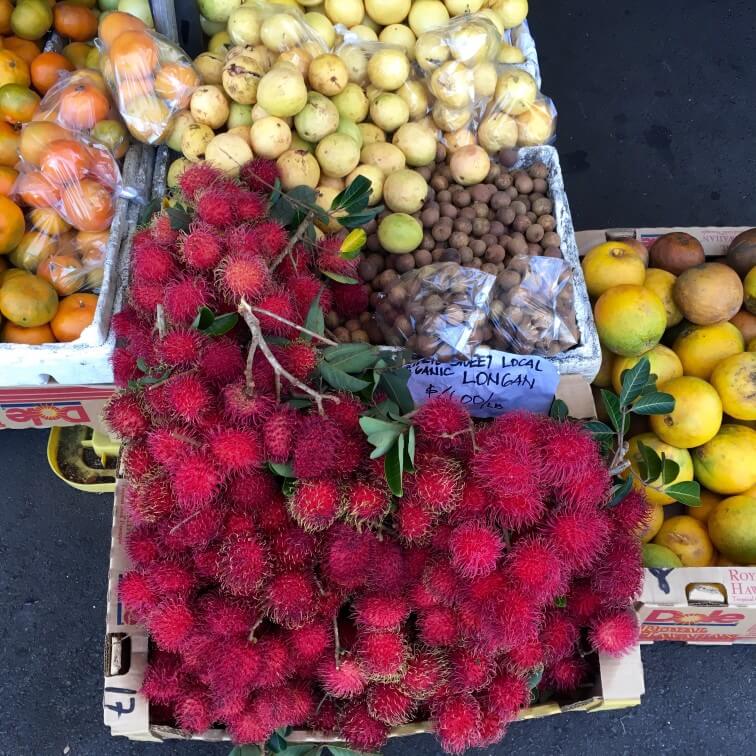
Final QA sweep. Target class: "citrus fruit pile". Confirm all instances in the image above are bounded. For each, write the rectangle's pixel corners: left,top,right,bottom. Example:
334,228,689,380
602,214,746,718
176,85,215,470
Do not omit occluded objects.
586,231,756,568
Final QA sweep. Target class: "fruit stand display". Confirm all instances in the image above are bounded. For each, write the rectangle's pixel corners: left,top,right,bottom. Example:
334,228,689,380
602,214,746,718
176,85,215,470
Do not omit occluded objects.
577,227,756,644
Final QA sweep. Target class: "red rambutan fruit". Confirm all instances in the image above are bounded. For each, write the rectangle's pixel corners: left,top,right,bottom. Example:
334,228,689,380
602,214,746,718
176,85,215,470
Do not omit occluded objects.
229,702,276,744
341,700,390,752
404,546,432,582
566,579,604,624
131,241,177,284
450,648,495,692
401,651,448,700
103,392,149,439
250,220,288,260
156,328,205,368
488,482,547,530
472,438,538,501
490,586,542,651
324,524,375,590
178,163,223,202
222,380,275,425
181,222,223,270
266,570,319,628
146,560,195,598
289,273,333,319
308,696,339,732
220,534,270,597
141,652,183,704
448,520,504,578
367,539,409,595
343,479,390,525
170,451,221,512
198,593,256,638
558,461,612,510
434,694,482,755
423,561,462,607
333,434,368,477
589,609,639,656
466,570,507,605
504,636,544,674
164,504,222,551
486,672,531,717
239,157,279,194
206,636,261,697
324,392,363,433
292,417,344,480
287,620,331,668
367,683,415,726
128,477,174,525
175,690,214,733
543,508,611,573
410,461,463,514
224,224,258,258
149,599,195,652
129,280,165,315
505,535,566,604
251,635,291,688
541,610,579,662
269,526,318,571
414,396,470,449
253,491,289,534
193,545,223,582
473,707,508,748
543,653,589,693
255,289,300,337
146,426,200,468
319,656,367,699
610,489,652,535
112,307,144,342
262,407,298,463
208,427,264,474
539,421,602,488
164,275,214,326
120,571,156,618
317,247,358,280
151,215,178,247
196,187,235,228
233,190,266,222
278,341,318,383
590,534,644,606
142,383,172,418
331,281,370,319
277,241,312,281
395,497,434,544
417,606,458,647
216,253,270,302
121,442,153,481
353,595,410,631
251,351,276,394
273,682,316,725
163,373,214,425
288,479,341,532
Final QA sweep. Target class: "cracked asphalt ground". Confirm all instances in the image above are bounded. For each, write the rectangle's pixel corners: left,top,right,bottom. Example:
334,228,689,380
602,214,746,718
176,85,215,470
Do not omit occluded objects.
1,1,755,754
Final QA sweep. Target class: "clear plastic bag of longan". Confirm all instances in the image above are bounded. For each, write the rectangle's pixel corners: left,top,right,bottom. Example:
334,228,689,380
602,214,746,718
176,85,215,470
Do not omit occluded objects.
375,262,496,361
489,255,578,356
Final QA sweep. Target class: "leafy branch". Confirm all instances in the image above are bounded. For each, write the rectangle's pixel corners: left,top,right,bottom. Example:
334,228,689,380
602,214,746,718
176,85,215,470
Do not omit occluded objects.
229,740,379,756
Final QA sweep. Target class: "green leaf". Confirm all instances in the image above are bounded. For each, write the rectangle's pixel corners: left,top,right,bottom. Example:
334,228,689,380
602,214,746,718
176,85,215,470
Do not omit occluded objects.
325,747,382,756
303,292,324,341
321,270,360,285
619,357,651,407
268,461,294,478
607,476,633,508
137,197,162,227
338,206,383,230
331,175,372,213
229,747,261,756
165,206,191,232
270,185,319,226
135,357,150,373
407,425,416,467
268,177,282,206
360,416,401,435
323,343,379,373
527,665,544,690
554,596,567,608
636,440,662,483
661,457,680,485
191,306,215,330
379,368,414,415
549,398,568,421
267,732,288,753
384,434,404,496
319,361,371,392
277,747,319,756
287,397,313,409
665,480,701,506
340,228,367,258
281,479,296,498
583,419,614,440
203,312,238,336
600,389,627,434
367,430,402,459
631,391,675,416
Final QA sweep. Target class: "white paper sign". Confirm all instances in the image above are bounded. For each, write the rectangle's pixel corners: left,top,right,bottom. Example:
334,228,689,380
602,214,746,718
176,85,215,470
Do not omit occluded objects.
407,350,560,418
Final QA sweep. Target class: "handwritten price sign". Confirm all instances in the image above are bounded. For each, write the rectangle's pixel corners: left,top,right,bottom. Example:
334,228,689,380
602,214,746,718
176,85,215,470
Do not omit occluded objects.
407,350,559,418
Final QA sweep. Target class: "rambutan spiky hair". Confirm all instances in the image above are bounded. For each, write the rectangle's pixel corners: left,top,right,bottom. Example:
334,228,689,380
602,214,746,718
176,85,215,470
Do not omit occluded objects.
341,700,390,752
434,694,482,755
178,163,223,202
588,609,639,656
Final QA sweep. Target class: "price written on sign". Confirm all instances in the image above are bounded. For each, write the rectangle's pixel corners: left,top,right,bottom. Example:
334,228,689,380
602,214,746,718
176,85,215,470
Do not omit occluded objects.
407,350,560,418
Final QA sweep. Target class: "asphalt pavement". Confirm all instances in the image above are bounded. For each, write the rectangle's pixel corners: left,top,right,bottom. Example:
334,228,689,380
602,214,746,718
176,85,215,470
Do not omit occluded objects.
1,1,755,754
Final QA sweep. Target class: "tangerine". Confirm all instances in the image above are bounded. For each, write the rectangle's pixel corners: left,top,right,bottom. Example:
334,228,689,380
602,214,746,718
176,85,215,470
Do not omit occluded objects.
90,119,128,158
98,10,146,47
0,270,58,325
0,164,17,194
1,320,55,343
50,290,96,340
30,51,74,94
86,145,118,188
18,120,71,165
14,169,60,207
60,177,113,231
40,139,93,185
76,229,108,255
57,80,109,129
61,41,92,69
28,206,70,236
0,48,29,87
37,252,86,294
154,63,199,109
110,30,159,80
53,3,98,41
0,120,20,165
0,0,12,34
0,194,24,252
0,83,40,123
7,228,55,271
2,37,40,67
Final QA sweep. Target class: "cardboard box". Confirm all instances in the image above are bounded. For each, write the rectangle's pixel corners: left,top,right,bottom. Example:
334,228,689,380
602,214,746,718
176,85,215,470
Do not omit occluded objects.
103,375,644,743
0,384,112,432
577,227,756,644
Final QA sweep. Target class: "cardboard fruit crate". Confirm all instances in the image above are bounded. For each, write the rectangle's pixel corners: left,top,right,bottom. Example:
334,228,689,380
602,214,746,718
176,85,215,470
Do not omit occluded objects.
576,226,756,645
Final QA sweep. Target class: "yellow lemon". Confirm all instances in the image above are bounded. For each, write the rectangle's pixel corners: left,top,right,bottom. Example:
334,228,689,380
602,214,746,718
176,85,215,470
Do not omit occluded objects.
710,352,756,421
707,495,756,564
625,433,694,506
650,376,722,448
653,515,714,567
644,267,683,327
611,344,683,394
692,424,756,494
673,321,744,380
582,241,647,299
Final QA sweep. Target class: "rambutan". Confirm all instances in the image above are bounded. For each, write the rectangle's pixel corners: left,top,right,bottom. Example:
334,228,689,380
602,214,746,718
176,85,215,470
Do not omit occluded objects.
288,479,341,532
401,651,448,699
198,593,256,638
317,244,359,279
423,561,462,606
196,187,235,228
333,434,368,477
275,681,316,725
251,635,291,688
417,606,459,647
589,609,639,656
164,275,214,326
239,157,279,195
404,546,432,582
472,437,538,501
142,383,172,418
558,461,612,510
193,545,222,582
353,595,410,632
343,479,390,525
255,289,300,337
367,538,409,594
146,426,200,468
540,421,602,487
610,489,652,535
140,651,183,704
262,407,298,463
543,653,588,693
448,520,504,578
410,460,463,513
566,579,604,624
324,524,375,590
266,570,319,628
178,163,223,201
269,526,318,570
128,474,174,525
319,657,367,698
395,497,434,543
414,396,471,453
229,701,275,744
540,610,579,662
590,534,643,606
341,700,390,752
208,427,264,474
163,372,214,425
129,280,165,315
151,215,179,247
543,508,611,573
486,672,531,717
289,273,333,319
473,708,508,748
278,341,318,383
120,571,156,618
103,392,149,439
222,380,275,425
277,242,312,281
449,648,495,692
181,222,223,270
367,683,416,726
292,417,344,480
216,252,271,302
149,598,195,652
308,696,339,732
490,586,541,651
504,636,544,674
253,491,289,534
505,535,566,603
112,307,144,343
163,505,221,551
170,451,221,512
131,240,177,285
331,281,370,319
287,620,331,668
466,570,507,605
156,328,205,367
488,482,546,530
233,190,266,222
220,534,270,597
146,560,195,598
250,220,288,260
434,694,482,755
121,442,153,481
175,690,214,733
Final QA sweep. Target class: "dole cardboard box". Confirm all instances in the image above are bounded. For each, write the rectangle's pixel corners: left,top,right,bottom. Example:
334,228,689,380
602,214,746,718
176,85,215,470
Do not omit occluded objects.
103,375,644,743
577,227,755,644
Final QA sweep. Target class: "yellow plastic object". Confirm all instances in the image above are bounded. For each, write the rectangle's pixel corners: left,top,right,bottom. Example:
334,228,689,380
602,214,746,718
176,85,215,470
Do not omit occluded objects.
81,429,122,465
47,425,117,493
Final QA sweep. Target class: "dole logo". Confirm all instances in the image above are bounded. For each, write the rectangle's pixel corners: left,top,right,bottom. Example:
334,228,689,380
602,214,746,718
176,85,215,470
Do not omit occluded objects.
644,608,745,626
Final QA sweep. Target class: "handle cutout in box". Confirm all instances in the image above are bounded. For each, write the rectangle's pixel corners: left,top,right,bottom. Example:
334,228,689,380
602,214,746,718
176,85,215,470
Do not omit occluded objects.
105,632,132,677
685,583,728,607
